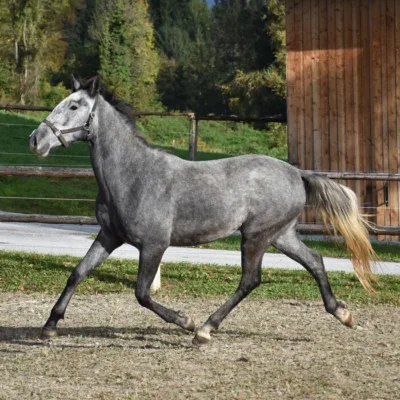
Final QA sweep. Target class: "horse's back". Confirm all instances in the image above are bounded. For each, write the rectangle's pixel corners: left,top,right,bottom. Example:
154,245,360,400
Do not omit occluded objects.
175,154,304,205
168,154,306,245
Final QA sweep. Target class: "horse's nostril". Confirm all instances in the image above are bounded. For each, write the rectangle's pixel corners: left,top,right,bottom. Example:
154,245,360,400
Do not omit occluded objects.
30,131,38,148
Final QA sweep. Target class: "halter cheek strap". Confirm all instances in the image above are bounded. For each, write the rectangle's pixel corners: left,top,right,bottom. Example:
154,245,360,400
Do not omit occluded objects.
43,94,99,148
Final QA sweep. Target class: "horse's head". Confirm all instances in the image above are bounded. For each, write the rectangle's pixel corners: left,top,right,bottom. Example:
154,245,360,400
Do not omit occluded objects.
30,76,100,157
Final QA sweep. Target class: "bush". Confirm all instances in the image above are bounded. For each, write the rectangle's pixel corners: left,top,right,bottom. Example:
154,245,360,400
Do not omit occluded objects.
39,81,70,107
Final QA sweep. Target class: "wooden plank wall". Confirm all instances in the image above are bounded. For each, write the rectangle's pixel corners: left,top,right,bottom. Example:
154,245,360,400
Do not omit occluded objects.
286,0,400,239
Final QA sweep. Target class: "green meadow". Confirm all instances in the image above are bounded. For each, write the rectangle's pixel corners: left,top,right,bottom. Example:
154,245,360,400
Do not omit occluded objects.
0,110,286,215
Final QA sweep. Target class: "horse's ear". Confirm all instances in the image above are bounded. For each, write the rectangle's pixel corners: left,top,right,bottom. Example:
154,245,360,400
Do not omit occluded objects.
88,76,100,97
71,75,81,92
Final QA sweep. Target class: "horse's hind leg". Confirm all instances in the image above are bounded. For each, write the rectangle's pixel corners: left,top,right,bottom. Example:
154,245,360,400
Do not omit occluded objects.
193,233,267,345
134,244,195,331
41,230,121,339
273,225,354,328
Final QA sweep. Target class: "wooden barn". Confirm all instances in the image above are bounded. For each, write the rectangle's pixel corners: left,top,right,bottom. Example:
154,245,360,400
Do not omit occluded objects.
285,0,400,238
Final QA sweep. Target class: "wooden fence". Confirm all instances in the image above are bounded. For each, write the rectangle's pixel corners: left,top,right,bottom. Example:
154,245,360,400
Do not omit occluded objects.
1,102,400,235
285,0,400,240
0,103,285,162
1,165,400,235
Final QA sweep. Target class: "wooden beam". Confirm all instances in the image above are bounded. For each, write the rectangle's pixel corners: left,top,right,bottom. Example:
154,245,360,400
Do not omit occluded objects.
0,213,97,225
297,223,400,236
195,115,287,123
0,166,94,178
1,212,399,236
309,171,400,181
285,0,297,165
3,165,400,181
0,103,286,124
0,104,53,112
188,117,197,161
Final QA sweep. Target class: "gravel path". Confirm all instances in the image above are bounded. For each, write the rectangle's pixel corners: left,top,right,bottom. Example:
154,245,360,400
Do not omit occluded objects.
0,293,399,399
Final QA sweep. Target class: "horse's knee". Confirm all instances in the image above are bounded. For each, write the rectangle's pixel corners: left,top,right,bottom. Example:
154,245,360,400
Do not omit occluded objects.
135,290,151,307
240,275,261,294
250,276,262,290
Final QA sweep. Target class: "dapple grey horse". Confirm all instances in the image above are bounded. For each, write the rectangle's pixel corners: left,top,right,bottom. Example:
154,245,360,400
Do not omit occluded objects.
29,77,376,345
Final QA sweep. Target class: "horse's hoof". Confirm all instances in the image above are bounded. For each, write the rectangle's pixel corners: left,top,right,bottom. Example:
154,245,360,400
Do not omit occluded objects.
183,317,195,332
192,330,211,346
334,307,355,328
40,328,57,340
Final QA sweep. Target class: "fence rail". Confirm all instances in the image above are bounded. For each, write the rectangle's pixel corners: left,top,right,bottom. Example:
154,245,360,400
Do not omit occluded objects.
0,103,286,162
0,213,399,235
1,165,400,234
2,165,400,181
0,166,94,178
0,213,97,225
0,103,286,122
1,103,398,235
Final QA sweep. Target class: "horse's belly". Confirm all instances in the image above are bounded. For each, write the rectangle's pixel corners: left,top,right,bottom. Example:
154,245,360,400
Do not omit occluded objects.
169,205,244,246
170,224,239,246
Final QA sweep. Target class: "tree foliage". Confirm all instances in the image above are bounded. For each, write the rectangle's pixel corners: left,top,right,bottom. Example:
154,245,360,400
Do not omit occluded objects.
1,0,74,103
212,0,286,117
0,0,287,117
90,0,160,109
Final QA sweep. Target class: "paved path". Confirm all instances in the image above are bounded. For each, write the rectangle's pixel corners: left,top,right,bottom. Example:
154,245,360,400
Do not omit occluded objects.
0,222,399,275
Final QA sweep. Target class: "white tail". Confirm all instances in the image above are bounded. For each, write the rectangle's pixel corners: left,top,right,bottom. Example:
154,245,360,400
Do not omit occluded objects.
302,173,377,294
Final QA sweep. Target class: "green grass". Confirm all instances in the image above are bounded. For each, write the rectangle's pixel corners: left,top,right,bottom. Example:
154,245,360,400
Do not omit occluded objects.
0,111,92,167
136,116,287,159
0,177,97,215
192,236,400,262
0,251,398,305
85,233,400,262
0,110,287,215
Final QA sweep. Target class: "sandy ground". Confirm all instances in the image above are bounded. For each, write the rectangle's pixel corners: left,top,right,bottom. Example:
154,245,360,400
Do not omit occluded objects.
0,293,399,400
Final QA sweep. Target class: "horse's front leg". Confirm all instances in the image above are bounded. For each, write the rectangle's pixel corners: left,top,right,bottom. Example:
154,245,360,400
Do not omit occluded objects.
41,230,121,339
135,244,195,331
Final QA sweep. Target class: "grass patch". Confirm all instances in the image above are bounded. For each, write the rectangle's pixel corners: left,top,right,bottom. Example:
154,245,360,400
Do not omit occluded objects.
86,233,400,262
0,177,97,215
137,117,287,159
0,251,398,305
0,111,287,216
192,236,400,262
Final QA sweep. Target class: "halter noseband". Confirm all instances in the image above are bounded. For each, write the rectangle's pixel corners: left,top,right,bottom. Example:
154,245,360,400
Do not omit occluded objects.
43,94,99,148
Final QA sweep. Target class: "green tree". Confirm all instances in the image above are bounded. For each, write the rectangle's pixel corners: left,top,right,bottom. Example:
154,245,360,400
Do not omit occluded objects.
0,2,15,101
264,0,286,99
91,0,160,109
213,0,286,117
149,0,224,113
149,0,208,63
3,0,74,103
62,0,100,82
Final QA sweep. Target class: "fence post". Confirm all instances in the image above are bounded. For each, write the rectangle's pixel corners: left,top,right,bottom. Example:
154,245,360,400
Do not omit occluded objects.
195,118,199,156
188,113,198,161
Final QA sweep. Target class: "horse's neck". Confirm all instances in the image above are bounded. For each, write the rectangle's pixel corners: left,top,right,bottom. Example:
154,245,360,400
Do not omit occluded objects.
88,102,148,195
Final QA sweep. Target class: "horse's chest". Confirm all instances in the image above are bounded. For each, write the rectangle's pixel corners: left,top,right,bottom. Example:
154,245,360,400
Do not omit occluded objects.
96,197,168,243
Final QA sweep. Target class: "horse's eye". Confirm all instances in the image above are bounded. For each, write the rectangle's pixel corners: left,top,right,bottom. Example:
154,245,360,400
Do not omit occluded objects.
70,105,78,111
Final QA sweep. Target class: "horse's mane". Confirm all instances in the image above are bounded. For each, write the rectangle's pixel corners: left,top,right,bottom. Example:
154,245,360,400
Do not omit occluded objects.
80,78,165,152
80,79,137,130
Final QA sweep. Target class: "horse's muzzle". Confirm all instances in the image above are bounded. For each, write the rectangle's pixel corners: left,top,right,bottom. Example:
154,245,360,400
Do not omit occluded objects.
29,130,38,151
29,129,50,157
